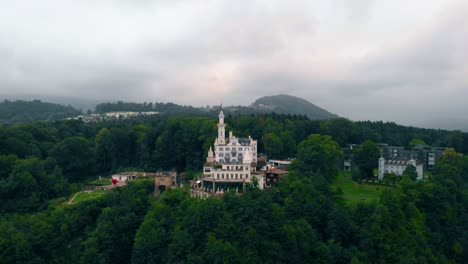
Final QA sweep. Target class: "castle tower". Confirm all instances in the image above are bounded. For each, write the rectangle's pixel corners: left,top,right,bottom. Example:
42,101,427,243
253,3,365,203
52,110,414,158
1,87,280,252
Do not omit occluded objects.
207,146,215,163
218,111,226,145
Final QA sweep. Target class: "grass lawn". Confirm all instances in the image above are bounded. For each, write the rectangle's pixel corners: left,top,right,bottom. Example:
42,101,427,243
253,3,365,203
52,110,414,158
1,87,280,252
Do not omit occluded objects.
334,173,391,204
72,190,106,204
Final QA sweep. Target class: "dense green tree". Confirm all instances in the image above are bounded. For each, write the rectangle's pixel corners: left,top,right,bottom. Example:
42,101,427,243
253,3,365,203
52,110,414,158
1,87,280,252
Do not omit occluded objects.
0,99,81,124
403,164,418,181
353,140,380,179
320,118,358,145
0,154,18,179
0,158,69,213
49,136,96,181
95,128,115,174
409,138,427,147
262,133,283,158
280,131,297,158
294,134,343,181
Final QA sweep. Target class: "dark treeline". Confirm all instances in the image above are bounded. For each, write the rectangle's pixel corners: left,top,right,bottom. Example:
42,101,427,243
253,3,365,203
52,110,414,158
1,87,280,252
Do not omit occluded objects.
0,181,154,263
132,150,468,263
0,114,466,173
0,100,81,124
0,113,467,262
0,113,466,214
1,145,466,263
95,101,210,116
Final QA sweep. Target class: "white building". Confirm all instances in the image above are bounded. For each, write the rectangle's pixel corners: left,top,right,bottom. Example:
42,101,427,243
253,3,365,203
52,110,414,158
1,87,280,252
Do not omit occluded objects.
201,111,262,194
378,157,424,180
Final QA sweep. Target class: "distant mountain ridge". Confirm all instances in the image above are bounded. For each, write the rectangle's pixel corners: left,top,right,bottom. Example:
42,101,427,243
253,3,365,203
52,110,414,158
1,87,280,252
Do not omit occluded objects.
252,94,339,120
0,100,82,124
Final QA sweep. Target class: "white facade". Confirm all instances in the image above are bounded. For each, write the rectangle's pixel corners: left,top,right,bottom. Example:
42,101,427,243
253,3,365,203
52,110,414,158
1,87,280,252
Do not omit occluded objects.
378,157,424,180
202,111,261,193
213,111,257,164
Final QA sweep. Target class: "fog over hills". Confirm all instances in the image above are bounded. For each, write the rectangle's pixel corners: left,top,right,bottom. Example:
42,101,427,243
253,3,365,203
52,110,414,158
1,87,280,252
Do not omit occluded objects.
252,94,339,120
1,93,467,132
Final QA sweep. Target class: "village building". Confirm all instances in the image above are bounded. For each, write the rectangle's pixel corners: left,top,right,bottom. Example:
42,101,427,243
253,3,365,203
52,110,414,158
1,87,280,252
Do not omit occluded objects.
378,157,424,180
268,159,293,167
264,168,289,188
343,143,445,172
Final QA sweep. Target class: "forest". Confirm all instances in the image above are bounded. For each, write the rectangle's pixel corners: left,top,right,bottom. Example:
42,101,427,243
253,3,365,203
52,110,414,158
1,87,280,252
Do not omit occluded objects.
0,112,467,263
0,100,81,125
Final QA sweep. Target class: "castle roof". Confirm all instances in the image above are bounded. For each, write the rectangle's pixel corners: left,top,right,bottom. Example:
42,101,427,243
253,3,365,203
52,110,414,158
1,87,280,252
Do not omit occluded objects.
385,159,422,165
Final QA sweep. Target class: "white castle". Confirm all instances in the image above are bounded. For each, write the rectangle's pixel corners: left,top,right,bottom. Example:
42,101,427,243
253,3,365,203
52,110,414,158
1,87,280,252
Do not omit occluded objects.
200,111,262,194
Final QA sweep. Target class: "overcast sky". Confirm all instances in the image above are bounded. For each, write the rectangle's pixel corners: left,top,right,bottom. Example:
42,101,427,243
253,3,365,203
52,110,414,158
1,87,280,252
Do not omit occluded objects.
1,0,467,129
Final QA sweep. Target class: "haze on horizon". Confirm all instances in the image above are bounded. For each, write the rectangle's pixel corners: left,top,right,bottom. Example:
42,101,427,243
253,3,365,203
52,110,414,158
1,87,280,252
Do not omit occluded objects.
1,0,468,130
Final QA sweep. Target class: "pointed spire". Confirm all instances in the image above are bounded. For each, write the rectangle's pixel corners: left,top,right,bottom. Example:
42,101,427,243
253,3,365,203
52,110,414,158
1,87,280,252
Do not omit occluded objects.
208,146,214,158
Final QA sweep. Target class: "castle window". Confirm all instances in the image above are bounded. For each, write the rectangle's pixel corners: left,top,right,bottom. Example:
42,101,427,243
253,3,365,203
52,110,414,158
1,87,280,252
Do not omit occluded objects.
219,147,223,151
222,174,224,179
219,153,224,157
225,147,230,151
235,174,238,179
238,147,242,151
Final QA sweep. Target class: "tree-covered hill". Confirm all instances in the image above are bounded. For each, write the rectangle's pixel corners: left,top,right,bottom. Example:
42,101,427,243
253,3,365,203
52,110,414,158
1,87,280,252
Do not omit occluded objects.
93,94,340,121
252,94,339,120
0,113,467,263
0,100,81,124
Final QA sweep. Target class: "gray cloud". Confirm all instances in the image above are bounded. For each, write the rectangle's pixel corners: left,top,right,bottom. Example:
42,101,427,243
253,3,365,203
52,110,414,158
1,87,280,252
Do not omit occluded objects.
1,0,468,130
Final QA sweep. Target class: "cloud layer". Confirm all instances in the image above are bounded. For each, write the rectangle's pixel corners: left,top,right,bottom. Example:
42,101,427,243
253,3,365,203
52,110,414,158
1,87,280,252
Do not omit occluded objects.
1,0,467,129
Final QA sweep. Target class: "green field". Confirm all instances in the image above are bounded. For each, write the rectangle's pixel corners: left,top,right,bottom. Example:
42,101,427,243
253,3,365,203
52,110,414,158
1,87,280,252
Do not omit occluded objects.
71,190,106,204
334,173,390,204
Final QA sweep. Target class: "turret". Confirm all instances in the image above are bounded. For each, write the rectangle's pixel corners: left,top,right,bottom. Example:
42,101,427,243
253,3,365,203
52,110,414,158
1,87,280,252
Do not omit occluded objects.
207,146,215,163
219,111,224,125
217,111,226,145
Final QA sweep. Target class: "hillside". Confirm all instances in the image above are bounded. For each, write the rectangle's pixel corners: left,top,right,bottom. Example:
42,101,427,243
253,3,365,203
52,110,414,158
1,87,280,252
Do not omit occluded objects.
0,100,81,124
252,94,339,120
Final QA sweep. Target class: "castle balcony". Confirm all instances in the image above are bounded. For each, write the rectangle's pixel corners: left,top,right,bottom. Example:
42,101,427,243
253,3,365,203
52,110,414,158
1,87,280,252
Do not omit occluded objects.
203,178,246,183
